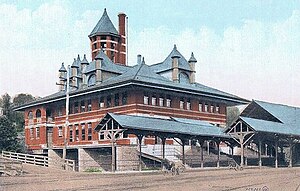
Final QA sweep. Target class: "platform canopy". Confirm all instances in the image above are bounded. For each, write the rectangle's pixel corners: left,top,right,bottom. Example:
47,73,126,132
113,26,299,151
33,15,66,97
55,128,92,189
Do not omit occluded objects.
95,113,230,140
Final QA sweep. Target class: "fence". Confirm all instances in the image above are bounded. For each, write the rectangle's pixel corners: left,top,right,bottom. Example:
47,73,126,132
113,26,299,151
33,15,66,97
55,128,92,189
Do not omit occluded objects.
1,151,75,171
2,151,48,167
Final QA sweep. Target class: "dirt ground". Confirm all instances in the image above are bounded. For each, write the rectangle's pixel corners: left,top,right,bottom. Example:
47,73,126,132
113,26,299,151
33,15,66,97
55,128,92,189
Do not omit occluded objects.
1,164,300,191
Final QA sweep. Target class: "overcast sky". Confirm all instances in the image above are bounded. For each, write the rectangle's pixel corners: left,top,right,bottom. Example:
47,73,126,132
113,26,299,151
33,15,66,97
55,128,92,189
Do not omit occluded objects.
0,0,300,107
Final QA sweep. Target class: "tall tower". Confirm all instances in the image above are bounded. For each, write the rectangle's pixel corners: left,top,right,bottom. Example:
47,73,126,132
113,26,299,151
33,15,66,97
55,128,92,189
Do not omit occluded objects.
89,8,127,65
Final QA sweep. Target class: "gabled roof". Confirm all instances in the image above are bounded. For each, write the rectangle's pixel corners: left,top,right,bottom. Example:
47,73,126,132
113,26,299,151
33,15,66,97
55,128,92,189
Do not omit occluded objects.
231,100,300,137
253,100,300,126
150,45,192,73
96,113,229,138
240,116,300,137
89,8,118,37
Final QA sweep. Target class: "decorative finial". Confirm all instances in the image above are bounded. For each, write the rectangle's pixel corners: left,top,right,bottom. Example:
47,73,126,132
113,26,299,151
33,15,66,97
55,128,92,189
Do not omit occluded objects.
174,44,177,50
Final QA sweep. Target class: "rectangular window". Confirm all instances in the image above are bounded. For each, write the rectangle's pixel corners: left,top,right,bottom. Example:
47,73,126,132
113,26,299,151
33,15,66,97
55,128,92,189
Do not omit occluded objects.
74,102,79,113
88,123,92,140
30,127,34,139
69,103,73,114
58,106,63,116
58,126,63,137
151,97,156,106
87,99,92,111
75,125,79,141
210,105,214,113
199,103,203,112
99,132,105,140
122,92,127,105
99,97,104,108
114,94,119,106
216,105,220,113
187,99,191,110
80,100,85,112
204,104,208,112
180,98,184,109
69,128,73,142
81,124,85,140
159,97,164,107
107,96,112,108
144,96,149,105
36,127,40,138
166,95,171,107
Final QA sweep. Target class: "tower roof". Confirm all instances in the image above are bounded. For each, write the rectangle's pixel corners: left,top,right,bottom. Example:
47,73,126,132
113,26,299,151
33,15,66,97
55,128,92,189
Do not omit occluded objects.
71,58,79,68
81,54,89,65
89,8,119,37
188,52,197,63
59,63,67,72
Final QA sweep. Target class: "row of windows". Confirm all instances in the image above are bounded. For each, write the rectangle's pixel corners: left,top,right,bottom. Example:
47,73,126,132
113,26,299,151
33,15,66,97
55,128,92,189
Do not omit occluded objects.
143,95,221,114
58,123,93,142
60,92,128,115
29,127,40,139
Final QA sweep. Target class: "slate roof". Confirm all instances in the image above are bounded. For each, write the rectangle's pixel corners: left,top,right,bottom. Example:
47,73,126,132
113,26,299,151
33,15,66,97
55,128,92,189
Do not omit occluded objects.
96,113,229,138
14,46,248,111
233,100,300,137
240,117,300,137
150,45,193,73
89,8,118,37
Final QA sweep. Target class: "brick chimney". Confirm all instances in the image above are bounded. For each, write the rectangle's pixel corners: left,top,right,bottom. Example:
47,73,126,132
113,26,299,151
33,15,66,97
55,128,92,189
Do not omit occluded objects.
117,12,127,65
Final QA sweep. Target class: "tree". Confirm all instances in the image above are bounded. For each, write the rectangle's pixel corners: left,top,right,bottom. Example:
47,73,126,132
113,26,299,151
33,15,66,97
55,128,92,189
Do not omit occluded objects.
13,93,35,107
2,93,12,120
0,116,20,152
12,94,36,132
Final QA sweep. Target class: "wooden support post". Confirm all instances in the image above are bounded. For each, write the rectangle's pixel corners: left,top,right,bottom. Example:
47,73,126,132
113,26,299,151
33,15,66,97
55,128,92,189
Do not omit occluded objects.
200,141,204,168
258,140,262,168
275,141,278,168
240,138,244,167
198,139,204,168
182,139,185,165
137,135,144,172
162,137,166,159
111,139,115,172
216,141,220,168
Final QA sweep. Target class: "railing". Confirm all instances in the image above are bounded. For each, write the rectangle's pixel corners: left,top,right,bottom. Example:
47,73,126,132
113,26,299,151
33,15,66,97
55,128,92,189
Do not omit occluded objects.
2,151,76,171
2,151,48,167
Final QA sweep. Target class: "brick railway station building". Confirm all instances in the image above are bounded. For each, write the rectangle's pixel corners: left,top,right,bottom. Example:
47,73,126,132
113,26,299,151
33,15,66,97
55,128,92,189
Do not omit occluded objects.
14,9,300,171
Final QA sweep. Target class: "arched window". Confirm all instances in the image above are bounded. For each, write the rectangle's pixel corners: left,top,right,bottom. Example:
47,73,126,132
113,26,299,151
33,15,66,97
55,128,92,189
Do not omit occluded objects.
36,109,41,118
179,72,190,84
28,111,33,119
88,74,96,86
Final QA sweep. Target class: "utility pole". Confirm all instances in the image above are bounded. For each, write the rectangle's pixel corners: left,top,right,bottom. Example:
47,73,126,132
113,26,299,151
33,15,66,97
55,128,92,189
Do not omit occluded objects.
62,65,70,169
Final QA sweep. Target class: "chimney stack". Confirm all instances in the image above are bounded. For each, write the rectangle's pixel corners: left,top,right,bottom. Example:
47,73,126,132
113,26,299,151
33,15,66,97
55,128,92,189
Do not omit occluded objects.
137,54,142,65
118,13,126,36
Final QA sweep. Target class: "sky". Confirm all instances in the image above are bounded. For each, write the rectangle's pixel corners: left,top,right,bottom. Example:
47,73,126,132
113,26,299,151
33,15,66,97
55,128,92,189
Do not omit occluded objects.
0,0,300,107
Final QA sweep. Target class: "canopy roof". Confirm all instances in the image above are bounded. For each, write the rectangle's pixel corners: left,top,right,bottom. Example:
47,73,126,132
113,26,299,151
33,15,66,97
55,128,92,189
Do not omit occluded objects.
95,113,230,139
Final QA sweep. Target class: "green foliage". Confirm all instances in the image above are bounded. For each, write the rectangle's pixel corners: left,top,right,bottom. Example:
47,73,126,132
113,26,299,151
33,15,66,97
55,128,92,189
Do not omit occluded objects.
0,116,21,152
84,167,103,173
2,93,12,120
13,93,35,107
226,106,240,126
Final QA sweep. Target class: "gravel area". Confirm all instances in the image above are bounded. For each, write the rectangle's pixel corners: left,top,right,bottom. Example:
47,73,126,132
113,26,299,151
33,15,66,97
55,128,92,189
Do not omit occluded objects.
1,164,300,191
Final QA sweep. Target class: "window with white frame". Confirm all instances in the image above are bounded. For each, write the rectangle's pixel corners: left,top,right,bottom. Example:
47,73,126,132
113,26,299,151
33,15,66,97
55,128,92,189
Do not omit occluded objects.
144,96,149,105
30,127,34,139
216,105,220,113
88,123,92,140
80,100,85,112
81,124,86,140
204,104,208,112
199,103,203,112
87,99,92,111
180,98,184,109
210,105,214,113
99,97,104,108
75,125,79,141
159,97,164,107
166,96,171,107
69,127,73,142
151,97,156,106
36,127,40,138
187,99,191,110
58,126,63,137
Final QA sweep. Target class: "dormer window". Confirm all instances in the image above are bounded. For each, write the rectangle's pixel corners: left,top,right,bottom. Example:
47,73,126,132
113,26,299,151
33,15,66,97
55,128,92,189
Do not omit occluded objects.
144,95,149,105
151,97,156,106
88,74,96,86
187,99,191,110
179,72,190,84
180,98,184,109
